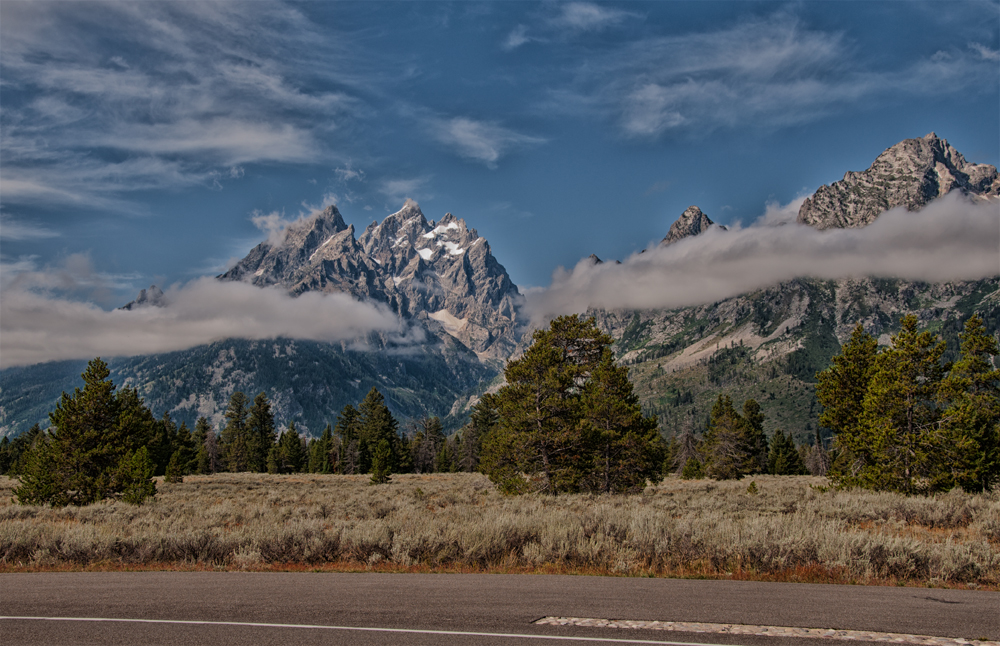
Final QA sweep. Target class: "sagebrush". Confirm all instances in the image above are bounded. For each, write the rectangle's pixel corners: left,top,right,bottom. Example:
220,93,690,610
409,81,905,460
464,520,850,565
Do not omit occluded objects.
1,473,997,586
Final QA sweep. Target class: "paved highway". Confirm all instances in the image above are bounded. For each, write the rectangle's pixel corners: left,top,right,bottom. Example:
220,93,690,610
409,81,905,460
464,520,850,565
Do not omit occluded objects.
2,573,997,645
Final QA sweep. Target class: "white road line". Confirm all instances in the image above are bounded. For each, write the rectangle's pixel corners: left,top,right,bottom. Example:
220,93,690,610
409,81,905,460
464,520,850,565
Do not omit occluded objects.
534,618,1000,646
0,616,735,645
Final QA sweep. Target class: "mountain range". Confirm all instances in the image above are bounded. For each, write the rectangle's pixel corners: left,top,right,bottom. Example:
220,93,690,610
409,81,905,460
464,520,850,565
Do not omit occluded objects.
2,133,997,441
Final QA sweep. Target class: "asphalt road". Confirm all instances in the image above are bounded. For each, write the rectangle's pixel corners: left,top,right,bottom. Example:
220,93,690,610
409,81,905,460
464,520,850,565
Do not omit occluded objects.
1,573,997,645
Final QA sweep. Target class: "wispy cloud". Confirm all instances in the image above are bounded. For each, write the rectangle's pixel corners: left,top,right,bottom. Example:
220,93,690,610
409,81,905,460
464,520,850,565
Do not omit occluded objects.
526,193,1000,322
380,177,432,205
547,14,999,137
503,25,532,51
969,42,1000,61
0,214,61,241
552,2,640,32
0,270,406,369
427,116,545,168
0,1,366,211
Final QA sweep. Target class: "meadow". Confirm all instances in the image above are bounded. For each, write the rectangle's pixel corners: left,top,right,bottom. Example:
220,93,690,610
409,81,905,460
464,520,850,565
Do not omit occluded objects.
1,473,997,588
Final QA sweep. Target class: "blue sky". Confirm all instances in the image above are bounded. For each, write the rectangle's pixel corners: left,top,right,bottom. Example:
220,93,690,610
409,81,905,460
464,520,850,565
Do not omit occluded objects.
1,0,998,310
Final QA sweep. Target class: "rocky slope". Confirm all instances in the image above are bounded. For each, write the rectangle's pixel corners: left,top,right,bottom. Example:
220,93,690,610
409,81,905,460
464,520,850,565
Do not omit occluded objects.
660,206,723,245
798,132,1000,229
585,134,1000,443
220,201,521,361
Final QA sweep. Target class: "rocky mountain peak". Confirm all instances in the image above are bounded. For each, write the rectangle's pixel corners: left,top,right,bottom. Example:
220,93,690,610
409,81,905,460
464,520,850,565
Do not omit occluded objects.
220,202,522,361
660,206,722,245
797,133,1000,230
120,285,165,310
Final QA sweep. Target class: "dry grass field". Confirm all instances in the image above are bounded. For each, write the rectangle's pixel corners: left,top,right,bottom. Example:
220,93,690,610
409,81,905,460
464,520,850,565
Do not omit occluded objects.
1,473,998,587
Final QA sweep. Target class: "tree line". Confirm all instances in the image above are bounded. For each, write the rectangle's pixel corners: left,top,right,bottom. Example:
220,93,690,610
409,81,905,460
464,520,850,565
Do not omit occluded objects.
5,312,993,506
817,314,999,493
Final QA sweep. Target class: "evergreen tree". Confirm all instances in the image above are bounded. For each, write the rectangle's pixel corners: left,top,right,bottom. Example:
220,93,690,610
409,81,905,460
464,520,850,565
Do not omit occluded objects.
358,388,400,474
460,395,497,472
933,315,1000,492
680,456,704,479
14,358,156,506
412,416,445,473
702,395,747,480
370,438,393,484
221,391,252,472
1,424,44,476
740,399,769,474
276,421,305,473
579,348,664,493
817,323,878,481
853,315,946,493
768,430,808,475
482,315,612,493
307,424,334,474
247,392,276,472
435,438,456,473
164,450,184,483
334,404,362,474
0,436,10,475
174,421,197,476
193,416,220,474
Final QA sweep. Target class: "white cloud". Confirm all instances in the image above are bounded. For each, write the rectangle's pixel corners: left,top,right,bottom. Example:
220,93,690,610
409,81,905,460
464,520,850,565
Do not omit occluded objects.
0,1,365,209
380,177,432,204
0,274,406,369
969,42,1000,61
549,15,999,137
503,25,531,51
427,116,545,168
526,193,1000,323
553,3,639,31
0,215,60,241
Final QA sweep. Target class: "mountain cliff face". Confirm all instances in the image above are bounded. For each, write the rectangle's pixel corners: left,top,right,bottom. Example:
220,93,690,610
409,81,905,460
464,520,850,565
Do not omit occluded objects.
220,201,521,361
584,135,1000,444
660,206,723,245
797,133,1000,229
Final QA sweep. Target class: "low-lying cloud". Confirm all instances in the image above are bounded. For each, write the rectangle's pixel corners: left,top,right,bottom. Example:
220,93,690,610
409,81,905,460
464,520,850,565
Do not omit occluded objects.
526,193,1000,322
0,276,406,369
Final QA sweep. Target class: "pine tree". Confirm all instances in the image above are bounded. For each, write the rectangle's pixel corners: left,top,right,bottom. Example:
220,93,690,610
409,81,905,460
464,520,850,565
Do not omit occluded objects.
412,416,445,473
933,314,1000,492
358,388,399,474
334,404,361,474
174,421,197,476
853,315,946,493
768,430,807,475
817,323,878,481
307,424,334,474
247,392,276,472
13,358,156,506
483,315,612,493
579,348,663,493
740,399,769,475
461,395,497,472
164,450,184,484
370,439,393,484
702,395,747,480
277,421,305,473
681,456,703,479
221,391,252,472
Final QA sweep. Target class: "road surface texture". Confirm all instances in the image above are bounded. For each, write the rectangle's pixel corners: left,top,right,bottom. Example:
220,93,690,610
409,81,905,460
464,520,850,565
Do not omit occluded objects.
2,573,997,645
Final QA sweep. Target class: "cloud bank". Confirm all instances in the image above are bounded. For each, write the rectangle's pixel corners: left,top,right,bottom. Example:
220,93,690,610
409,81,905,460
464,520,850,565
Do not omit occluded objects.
0,275,405,369
526,193,1000,322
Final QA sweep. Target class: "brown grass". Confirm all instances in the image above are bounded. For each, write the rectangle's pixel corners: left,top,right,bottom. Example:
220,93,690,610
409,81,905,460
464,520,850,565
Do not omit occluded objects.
1,473,997,587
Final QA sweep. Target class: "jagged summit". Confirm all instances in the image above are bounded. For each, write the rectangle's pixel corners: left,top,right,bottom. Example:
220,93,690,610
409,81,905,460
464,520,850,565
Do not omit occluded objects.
798,133,1000,230
220,202,521,360
661,206,724,245
120,285,165,310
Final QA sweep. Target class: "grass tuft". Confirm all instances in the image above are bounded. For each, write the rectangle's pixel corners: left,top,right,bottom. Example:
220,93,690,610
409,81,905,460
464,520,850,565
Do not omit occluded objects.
1,474,997,587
